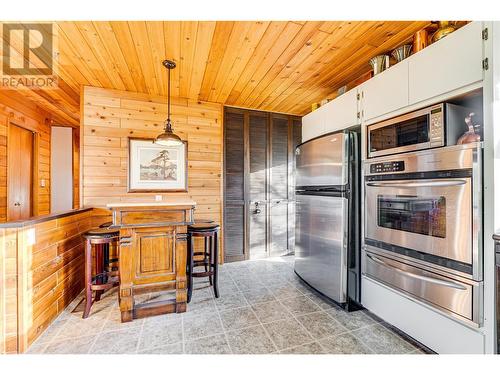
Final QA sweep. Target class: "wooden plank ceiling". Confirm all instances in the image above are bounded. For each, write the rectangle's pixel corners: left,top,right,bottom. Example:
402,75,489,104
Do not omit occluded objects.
7,21,432,126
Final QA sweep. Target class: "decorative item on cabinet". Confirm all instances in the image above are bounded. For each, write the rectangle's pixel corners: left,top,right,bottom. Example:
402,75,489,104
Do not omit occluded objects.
457,112,481,144
391,44,412,63
431,21,457,43
369,54,390,75
337,85,347,96
320,98,330,106
413,28,429,53
311,103,320,111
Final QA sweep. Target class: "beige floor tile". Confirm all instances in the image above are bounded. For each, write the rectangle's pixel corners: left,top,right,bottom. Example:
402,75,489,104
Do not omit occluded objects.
319,332,373,354
227,325,276,354
296,311,347,339
89,327,142,354
139,342,184,354
185,334,231,354
351,324,416,354
280,295,321,316
44,335,97,354
250,301,292,324
280,341,326,354
326,309,376,331
183,312,223,340
263,319,313,350
219,306,260,331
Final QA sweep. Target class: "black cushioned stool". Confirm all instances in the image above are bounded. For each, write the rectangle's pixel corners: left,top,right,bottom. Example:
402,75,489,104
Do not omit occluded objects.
187,223,219,303
82,227,119,318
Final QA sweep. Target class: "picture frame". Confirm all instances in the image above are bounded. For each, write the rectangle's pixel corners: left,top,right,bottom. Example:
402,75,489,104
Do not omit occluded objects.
127,137,188,192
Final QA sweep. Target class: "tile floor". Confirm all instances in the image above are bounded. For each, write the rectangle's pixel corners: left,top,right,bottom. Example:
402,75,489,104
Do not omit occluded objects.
27,256,429,354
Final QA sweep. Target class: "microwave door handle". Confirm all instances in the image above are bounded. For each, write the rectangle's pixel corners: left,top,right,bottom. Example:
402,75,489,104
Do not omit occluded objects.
366,180,467,188
366,253,467,290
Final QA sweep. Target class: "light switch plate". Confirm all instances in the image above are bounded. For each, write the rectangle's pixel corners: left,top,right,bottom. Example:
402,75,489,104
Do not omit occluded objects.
155,195,162,201
40,179,46,187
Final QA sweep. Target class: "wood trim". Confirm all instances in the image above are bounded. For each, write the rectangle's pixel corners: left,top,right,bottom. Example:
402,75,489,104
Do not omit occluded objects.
32,131,40,217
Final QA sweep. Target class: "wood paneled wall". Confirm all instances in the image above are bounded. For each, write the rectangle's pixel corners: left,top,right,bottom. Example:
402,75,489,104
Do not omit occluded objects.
0,209,92,353
81,86,223,229
0,91,52,221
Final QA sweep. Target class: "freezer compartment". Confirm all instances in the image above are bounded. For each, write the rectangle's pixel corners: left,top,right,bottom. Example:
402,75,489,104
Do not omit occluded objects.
294,194,348,303
295,132,348,188
364,249,482,326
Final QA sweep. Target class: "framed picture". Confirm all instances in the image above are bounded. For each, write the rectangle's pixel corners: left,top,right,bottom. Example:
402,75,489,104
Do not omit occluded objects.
128,137,188,192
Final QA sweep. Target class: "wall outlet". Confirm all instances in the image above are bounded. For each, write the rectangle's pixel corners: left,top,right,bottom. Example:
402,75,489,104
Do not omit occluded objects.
155,195,163,202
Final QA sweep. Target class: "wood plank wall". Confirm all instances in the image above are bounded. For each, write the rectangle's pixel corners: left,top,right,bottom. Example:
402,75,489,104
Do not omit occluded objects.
0,91,52,221
0,209,93,353
81,86,223,234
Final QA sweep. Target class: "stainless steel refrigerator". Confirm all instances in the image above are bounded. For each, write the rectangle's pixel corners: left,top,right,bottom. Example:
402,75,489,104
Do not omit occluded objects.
294,128,361,308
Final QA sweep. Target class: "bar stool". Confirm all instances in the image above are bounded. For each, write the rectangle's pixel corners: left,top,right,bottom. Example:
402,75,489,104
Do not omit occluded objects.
187,223,219,303
82,227,120,318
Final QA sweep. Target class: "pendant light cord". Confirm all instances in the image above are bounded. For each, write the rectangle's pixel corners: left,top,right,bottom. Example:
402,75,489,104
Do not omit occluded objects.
166,65,171,131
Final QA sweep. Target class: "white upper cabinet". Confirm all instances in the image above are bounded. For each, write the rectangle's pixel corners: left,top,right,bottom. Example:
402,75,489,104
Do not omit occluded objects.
323,88,359,133
408,22,484,105
301,104,326,142
302,88,359,142
361,60,409,122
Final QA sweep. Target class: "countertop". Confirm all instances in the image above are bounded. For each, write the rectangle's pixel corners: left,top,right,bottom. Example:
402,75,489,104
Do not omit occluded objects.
0,207,93,229
106,199,197,208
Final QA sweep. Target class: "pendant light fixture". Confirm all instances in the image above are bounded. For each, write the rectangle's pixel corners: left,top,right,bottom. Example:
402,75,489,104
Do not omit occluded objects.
154,59,183,146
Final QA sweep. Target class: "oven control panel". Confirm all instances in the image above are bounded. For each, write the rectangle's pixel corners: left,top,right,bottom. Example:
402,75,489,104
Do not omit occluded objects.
369,161,405,174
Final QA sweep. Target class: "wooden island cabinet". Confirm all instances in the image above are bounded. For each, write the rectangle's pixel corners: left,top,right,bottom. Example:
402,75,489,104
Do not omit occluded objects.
107,201,196,322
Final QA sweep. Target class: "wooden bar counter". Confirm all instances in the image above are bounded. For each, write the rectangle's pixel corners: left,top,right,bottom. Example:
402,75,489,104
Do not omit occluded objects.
107,200,196,322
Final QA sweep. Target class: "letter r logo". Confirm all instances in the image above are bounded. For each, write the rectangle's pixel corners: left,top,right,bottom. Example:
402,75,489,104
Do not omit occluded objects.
2,23,53,76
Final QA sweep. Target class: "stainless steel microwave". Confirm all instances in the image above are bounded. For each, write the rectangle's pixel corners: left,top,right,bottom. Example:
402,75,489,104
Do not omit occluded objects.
367,103,471,158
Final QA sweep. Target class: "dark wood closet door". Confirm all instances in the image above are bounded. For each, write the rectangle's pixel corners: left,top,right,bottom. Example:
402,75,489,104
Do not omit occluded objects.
224,110,246,262
248,112,268,259
223,108,302,262
269,115,289,256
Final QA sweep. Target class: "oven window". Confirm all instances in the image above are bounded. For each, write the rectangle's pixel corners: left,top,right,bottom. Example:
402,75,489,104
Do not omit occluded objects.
369,114,429,153
377,195,446,238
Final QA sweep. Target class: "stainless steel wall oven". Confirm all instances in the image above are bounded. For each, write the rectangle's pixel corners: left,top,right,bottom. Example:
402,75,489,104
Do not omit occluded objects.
363,143,483,326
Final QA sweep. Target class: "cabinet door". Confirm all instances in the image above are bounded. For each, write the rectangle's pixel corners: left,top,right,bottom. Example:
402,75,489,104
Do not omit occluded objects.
324,88,359,133
131,227,176,285
224,110,246,262
301,106,325,142
361,60,409,122
270,115,290,257
409,22,483,105
248,112,268,259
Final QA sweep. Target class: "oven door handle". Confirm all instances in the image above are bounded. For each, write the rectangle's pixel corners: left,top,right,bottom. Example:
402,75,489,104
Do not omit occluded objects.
366,253,467,290
366,180,467,188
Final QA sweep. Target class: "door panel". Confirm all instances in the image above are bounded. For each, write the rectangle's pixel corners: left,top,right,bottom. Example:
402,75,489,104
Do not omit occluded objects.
249,113,268,259
295,194,348,302
365,178,472,265
8,125,33,221
408,22,483,106
361,60,409,121
132,227,176,285
224,204,245,262
224,111,246,261
296,132,347,188
270,115,290,256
